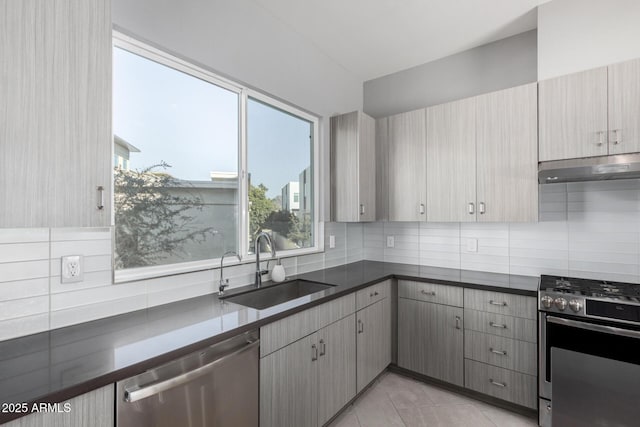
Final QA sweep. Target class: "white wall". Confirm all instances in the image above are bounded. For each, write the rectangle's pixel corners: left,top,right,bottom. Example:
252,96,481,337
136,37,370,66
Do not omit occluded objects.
538,0,640,80
112,0,364,221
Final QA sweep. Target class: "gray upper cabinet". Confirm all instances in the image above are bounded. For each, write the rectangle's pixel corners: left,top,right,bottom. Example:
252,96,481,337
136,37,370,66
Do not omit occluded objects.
609,58,640,155
426,98,476,222
388,109,427,221
375,117,389,221
476,83,538,222
538,67,609,161
0,0,112,228
331,111,376,222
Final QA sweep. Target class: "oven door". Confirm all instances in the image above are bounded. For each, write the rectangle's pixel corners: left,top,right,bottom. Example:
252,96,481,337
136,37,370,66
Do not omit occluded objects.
546,316,640,427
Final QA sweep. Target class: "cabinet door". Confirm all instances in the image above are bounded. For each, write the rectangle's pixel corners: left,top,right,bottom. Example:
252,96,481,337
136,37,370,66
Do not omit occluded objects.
356,298,391,393
0,0,111,228
317,314,357,425
426,98,476,222
539,67,608,161
358,113,376,222
3,385,114,427
609,58,640,155
476,83,538,222
331,112,359,222
398,298,463,386
388,109,427,221
375,117,389,221
260,333,318,427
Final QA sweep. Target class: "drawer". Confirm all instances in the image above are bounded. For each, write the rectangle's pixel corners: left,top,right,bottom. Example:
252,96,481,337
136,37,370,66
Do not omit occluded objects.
464,289,536,320
261,293,355,357
398,280,463,307
464,359,536,409
464,309,537,343
464,330,536,375
356,280,390,311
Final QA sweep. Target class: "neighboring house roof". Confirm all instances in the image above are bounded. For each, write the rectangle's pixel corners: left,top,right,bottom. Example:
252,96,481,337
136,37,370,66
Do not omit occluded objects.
114,135,141,154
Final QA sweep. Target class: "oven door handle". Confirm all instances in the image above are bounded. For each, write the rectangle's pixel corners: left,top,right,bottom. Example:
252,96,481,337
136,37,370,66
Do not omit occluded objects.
547,316,640,340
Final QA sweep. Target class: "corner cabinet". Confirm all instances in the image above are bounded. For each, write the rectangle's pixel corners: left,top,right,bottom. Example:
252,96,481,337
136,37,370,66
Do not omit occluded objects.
539,58,640,161
397,281,464,386
0,0,112,228
330,111,376,222
388,109,427,222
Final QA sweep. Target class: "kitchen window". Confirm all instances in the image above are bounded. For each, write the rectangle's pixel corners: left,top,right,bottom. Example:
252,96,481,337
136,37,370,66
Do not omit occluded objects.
113,33,320,281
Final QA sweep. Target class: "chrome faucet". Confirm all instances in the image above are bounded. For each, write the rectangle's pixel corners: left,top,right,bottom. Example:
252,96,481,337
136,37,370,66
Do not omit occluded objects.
254,232,276,288
219,251,241,296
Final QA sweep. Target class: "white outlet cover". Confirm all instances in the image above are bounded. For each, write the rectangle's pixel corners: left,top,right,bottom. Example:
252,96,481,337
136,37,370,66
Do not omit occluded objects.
386,236,395,248
329,235,336,249
61,255,83,283
466,238,478,252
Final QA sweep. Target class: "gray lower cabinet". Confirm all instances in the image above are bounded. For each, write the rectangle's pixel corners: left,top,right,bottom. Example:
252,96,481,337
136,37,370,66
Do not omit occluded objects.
464,359,537,409
356,297,391,393
2,385,114,427
397,297,464,386
260,315,356,427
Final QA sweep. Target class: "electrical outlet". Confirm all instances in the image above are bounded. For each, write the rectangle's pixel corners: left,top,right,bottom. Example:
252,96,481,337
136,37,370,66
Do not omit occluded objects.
386,236,395,248
61,255,83,283
466,238,478,252
329,235,336,249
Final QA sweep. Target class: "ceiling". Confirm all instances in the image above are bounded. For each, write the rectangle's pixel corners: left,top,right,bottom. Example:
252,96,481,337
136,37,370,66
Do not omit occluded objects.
251,0,551,81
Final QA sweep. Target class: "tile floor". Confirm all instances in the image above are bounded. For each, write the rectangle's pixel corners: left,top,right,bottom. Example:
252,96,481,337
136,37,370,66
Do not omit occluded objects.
328,372,538,427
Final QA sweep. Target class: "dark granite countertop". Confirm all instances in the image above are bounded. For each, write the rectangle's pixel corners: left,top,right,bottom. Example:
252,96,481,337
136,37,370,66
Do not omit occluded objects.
0,261,538,423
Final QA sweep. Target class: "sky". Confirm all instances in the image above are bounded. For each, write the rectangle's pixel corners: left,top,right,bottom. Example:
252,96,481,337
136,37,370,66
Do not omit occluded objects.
113,47,312,199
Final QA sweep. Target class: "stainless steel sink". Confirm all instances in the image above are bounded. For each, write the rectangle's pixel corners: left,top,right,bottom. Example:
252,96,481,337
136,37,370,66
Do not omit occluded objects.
221,280,335,310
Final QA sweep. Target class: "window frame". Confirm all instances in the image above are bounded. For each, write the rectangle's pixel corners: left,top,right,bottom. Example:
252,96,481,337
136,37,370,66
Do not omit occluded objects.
112,32,322,284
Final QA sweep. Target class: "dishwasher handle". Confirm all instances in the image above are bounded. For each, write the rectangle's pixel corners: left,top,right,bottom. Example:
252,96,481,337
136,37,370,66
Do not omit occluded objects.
124,339,259,403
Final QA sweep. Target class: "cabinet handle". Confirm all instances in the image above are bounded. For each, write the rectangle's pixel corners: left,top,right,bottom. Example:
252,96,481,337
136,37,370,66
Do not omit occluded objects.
360,204,365,215
596,131,605,146
489,379,506,388
369,291,379,297
311,344,318,361
489,348,507,356
489,321,507,329
489,300,507,307
419,204,425,215
455,316,461,330
319,339,326,357
479,202,485,215
357,319,364,334
97,186,105,210
421,290,436,296
468,202,475,215
612,129,621,145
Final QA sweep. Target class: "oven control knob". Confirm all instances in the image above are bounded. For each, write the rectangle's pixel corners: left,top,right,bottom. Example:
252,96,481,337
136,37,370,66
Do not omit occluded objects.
569,299,582,313
541,295,554,308
554,297,568,311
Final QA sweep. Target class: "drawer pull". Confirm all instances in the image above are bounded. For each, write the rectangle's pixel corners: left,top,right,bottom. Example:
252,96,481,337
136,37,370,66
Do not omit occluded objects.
421,290,436,296
489,348,507,356
489,300,507,307
370,291,379,297
489,322,507,329
489,379,506,388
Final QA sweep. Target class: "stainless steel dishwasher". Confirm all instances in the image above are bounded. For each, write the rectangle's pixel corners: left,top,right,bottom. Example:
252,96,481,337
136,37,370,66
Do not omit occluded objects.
116,329,259,427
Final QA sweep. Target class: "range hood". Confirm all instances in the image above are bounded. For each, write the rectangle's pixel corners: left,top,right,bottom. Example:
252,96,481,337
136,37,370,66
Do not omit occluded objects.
538,154,640,184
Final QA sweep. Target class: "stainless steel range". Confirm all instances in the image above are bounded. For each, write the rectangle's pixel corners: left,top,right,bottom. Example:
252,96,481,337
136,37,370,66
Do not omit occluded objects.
538,275,640,427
